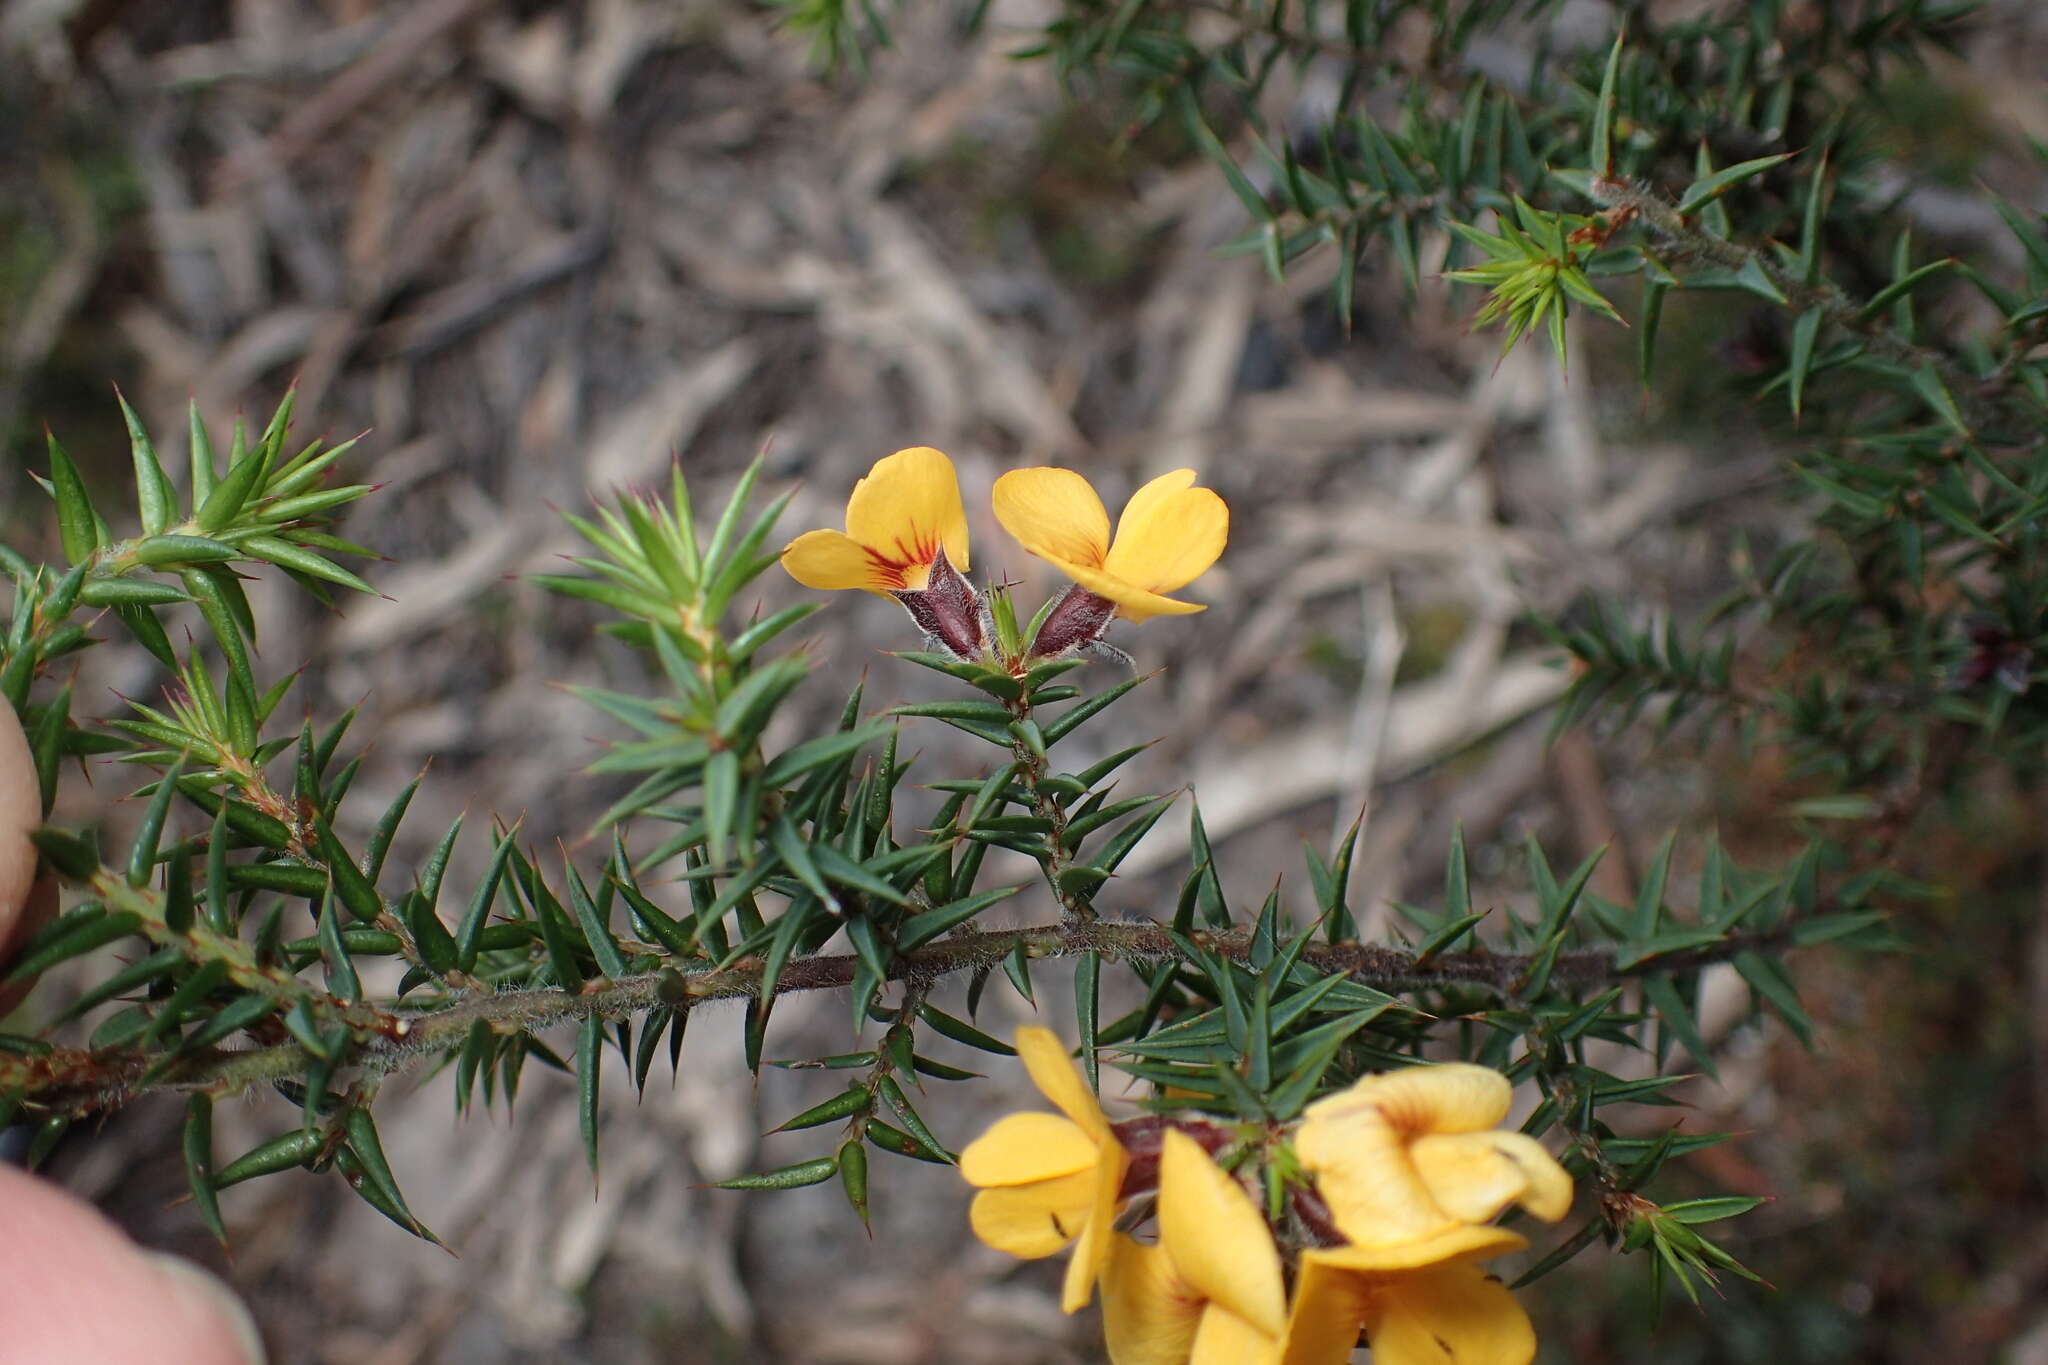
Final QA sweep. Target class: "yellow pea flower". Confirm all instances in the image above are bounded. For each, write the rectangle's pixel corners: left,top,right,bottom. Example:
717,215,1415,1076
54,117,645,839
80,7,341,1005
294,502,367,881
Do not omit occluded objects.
991,467,1227,625
1100,1130,1288,1365
1294,1064,1573,1257
781,446,971,594
780,447,984,656
1279,1226,1538,1365
959,1027,1130,1313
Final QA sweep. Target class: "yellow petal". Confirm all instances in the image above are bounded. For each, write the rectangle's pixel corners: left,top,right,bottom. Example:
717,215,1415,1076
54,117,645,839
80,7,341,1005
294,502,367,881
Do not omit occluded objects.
1410,1131,1574,1225
1292,1102,1448,1249
968,1170,1096,1259
1102,1236,1200,1365
1158,1132,1286,1337
1300,1225,1527,1274
1103,470,1228,597
1191,1305,1280,1365
1111,468,1195,542
992,467,1112,570
1360,1262,1536,1365
845,446,971,572
1041,554,1207,624
1304,1064,1513,1139
1063,1138,1131,1313
1278,1256,1370,1365
1014,1027,1113,1141
780,528,895,592
960,1112,1098,1188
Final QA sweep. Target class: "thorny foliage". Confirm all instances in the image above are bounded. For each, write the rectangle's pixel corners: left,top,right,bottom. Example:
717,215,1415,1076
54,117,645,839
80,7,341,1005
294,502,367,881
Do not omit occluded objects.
1,0,2040,1336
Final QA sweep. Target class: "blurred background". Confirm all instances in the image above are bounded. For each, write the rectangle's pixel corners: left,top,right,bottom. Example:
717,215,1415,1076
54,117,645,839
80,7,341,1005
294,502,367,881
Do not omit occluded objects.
3,1,2048,1361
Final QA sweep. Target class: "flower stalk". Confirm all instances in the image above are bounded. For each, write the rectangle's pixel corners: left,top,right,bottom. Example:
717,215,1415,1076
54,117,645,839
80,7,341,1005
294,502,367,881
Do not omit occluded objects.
1005,686,1092,924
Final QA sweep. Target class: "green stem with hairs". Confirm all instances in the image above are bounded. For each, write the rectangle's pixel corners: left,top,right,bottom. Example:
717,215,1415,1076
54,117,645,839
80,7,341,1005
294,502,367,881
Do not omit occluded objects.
1004,690,1093,924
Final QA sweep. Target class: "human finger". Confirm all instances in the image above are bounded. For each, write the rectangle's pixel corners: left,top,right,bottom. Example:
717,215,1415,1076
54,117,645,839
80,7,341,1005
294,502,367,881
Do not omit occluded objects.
0,1162,265,1364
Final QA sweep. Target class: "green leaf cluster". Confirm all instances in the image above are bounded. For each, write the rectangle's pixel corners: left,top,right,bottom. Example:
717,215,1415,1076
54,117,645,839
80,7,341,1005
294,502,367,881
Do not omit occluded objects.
4,413,1808,1280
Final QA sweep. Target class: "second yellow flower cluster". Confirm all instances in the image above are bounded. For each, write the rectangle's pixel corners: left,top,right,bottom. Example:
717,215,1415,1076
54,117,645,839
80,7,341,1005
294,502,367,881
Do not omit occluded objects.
961,1029,1573,1365
779,448,1227,659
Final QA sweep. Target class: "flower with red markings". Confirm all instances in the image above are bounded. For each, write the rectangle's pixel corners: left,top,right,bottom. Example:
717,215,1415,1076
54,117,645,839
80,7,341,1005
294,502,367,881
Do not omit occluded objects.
991,466,1226,657
780,447,986,658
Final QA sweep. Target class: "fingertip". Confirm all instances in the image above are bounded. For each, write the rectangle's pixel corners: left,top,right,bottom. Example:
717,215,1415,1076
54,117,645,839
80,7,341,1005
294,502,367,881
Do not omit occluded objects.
0,871,61,1012
142,1252,268,1365
0,700,38,945
0,1164,265,1364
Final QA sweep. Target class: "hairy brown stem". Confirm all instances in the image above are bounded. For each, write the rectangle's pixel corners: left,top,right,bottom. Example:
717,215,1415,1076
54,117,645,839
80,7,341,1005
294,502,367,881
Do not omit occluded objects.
7,917,1793,1117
